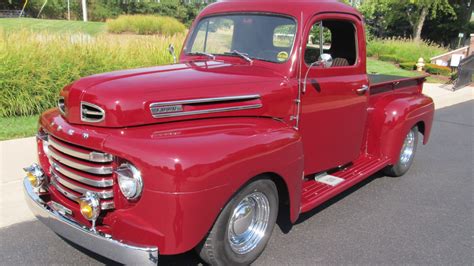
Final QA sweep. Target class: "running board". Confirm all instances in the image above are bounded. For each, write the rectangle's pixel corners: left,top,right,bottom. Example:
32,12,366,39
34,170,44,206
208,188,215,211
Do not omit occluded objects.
300,155,390,213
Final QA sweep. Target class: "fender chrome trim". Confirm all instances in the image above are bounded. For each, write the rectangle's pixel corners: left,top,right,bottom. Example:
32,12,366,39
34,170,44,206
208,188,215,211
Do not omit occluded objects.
23,177,158,265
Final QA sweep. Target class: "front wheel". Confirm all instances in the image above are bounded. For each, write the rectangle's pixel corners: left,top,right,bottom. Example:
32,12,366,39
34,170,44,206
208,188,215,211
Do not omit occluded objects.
384,126,419,177
197,179,278,265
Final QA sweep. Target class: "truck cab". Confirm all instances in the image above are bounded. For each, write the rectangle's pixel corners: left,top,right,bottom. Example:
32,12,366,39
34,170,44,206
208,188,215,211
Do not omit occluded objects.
23,1,434,265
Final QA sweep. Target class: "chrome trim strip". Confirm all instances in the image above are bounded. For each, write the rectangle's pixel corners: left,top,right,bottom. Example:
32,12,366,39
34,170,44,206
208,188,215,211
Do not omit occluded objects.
150,94,261,107
50,180,114,209
52,172,113,199
80,101,105,123
49,149,113,175
49,137,113,163
52,163,113,187
151,104,263,118
58,96,66,116
23,178,157,264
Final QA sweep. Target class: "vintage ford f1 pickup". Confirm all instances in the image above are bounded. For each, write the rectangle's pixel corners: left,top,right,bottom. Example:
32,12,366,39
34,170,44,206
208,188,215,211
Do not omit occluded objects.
23,0,434,265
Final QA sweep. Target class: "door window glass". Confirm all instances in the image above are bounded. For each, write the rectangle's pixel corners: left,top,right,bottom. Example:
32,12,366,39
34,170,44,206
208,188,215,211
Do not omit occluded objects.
304,20,357,67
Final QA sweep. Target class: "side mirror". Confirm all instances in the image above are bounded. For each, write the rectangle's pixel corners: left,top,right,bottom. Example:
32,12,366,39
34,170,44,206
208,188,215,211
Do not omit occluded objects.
317,53,333,68
303,53,333,94
168,44,177,63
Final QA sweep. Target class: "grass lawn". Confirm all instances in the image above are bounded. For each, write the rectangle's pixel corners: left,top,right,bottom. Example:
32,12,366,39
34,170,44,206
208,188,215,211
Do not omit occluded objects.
367,58,446,83
0,116,38,141
0,18,106,35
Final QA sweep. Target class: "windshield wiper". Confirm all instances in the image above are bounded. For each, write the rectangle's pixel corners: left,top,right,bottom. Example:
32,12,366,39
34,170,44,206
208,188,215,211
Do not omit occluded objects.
188,52,216,60
227,50,253,64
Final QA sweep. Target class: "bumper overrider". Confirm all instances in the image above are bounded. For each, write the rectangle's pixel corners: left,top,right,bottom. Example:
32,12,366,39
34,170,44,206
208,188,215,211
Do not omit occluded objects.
23,177,159,265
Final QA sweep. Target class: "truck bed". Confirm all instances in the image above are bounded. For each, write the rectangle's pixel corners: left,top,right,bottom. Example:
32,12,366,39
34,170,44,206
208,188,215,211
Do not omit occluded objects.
368,74,427,95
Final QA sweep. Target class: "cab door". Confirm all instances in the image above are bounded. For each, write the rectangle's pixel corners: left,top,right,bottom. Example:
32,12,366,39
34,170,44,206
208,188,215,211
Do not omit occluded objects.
300,13,369,174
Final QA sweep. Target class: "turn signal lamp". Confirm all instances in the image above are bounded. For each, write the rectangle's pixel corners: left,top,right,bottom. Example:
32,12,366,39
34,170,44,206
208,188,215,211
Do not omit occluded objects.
23,164,45,188
79,192,100,230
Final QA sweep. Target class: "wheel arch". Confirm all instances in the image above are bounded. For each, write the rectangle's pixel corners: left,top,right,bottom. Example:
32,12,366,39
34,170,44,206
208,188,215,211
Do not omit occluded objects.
367,94,434,164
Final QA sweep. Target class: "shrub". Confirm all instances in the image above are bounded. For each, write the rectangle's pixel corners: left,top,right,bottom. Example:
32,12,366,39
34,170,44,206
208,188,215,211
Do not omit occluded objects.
424,63,452,76
107,15,186,36
0,30,186,117
450,72,458,81
367,38,448,63
399,62,416,71
378,54,410,63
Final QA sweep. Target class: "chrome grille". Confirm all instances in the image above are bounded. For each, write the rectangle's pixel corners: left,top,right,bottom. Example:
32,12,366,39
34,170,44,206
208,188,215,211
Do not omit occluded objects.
46,135,115,210
81,102,105,123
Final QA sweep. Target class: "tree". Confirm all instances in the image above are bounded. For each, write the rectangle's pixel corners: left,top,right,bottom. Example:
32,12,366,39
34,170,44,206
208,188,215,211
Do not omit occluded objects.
405,0,455,42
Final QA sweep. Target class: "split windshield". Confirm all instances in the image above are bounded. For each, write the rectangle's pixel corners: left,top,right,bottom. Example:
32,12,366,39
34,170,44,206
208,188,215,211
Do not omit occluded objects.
185,14,297,63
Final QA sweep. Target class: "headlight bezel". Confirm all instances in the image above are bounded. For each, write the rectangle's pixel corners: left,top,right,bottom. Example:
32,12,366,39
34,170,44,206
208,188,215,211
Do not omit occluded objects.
115,162,143,200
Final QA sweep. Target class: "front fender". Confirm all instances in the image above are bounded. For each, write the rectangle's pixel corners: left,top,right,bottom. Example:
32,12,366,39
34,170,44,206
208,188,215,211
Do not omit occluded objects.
368,94,434,164
103,117,304,254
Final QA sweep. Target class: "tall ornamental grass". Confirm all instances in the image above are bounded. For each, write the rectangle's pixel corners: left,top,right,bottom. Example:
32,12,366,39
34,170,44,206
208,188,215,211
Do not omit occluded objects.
0,30,186,117
107,15,186,35
367,38,448,63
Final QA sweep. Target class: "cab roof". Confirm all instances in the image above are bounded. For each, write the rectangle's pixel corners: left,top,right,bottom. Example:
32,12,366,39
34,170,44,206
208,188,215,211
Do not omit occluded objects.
200,0,361,20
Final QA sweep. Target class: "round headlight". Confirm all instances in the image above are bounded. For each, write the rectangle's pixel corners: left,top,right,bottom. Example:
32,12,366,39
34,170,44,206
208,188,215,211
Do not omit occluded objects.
116,163,143,200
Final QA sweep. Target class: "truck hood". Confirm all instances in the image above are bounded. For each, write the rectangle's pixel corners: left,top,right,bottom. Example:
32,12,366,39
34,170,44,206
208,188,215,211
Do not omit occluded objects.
60,61,294,128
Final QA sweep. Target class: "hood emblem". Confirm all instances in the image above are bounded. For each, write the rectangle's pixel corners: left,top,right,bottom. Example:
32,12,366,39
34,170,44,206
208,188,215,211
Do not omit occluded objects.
152,105,184,115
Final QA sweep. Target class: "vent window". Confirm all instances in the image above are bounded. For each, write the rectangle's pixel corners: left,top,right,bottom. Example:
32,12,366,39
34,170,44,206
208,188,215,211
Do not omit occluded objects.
81,102,105,123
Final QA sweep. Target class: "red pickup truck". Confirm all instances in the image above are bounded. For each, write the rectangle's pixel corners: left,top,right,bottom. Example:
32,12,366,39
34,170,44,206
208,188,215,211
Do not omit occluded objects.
23,0,434,265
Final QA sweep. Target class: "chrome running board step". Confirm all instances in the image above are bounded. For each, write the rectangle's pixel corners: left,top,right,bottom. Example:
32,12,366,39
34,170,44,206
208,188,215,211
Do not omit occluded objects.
300,154,390,213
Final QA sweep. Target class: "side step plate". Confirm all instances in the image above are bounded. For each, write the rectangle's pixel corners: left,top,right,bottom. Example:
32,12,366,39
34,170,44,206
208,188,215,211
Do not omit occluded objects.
300,155,390,213
314,174,345,187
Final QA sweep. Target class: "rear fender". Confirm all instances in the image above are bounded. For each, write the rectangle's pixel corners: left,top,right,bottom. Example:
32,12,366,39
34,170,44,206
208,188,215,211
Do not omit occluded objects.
367,94,434,164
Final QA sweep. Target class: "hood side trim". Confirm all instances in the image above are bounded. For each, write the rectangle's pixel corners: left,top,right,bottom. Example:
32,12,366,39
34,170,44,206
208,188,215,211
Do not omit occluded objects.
150,94,261,107
151,104,262,119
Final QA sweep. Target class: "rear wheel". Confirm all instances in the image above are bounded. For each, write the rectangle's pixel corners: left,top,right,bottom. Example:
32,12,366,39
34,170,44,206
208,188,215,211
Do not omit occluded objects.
197,179,278,265
384,126,419,177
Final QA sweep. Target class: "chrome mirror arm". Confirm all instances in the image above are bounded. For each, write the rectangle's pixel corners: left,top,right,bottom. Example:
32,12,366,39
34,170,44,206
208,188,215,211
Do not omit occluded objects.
302,53,333,93
168,44,177,64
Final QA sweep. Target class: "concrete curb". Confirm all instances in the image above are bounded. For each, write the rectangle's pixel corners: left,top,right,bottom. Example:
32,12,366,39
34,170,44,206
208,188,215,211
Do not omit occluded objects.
0,84,472,228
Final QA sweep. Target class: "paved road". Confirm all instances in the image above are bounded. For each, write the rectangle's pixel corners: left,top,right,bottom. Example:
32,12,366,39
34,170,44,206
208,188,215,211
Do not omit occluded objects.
1,101,472,265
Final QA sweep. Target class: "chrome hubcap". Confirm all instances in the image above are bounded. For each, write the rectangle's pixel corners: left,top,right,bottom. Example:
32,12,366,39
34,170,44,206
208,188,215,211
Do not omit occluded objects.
400,130,416,166
227,192,270,254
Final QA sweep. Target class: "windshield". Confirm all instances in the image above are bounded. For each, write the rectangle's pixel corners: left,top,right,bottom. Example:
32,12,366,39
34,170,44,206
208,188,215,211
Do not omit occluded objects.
185,14,296,63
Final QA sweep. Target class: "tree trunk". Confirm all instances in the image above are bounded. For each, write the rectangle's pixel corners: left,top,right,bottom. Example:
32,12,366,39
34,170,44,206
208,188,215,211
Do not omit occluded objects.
413,7,428,42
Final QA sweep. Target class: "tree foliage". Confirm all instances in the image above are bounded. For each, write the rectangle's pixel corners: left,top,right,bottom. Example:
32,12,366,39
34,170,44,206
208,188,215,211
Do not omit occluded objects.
360,0,465,46
4,0,214,26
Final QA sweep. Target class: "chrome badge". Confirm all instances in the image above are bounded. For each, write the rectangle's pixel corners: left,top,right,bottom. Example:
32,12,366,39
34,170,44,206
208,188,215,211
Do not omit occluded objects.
150,105,183,115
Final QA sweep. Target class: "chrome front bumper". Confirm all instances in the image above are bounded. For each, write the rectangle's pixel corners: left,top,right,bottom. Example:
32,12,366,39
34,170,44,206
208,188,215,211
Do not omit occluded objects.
23,177,159,265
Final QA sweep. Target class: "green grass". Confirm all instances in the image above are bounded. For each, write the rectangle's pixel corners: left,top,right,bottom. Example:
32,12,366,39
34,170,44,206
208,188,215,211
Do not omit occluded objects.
367,58,419,77
0,30,186,117
107,15,186,35
367,59,445,83
367,38,448,63
0,18,106,35
0,115,38,140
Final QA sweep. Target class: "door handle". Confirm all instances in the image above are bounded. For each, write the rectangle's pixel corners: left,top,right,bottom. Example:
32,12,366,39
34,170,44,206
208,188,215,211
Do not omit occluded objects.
356,85,369,95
